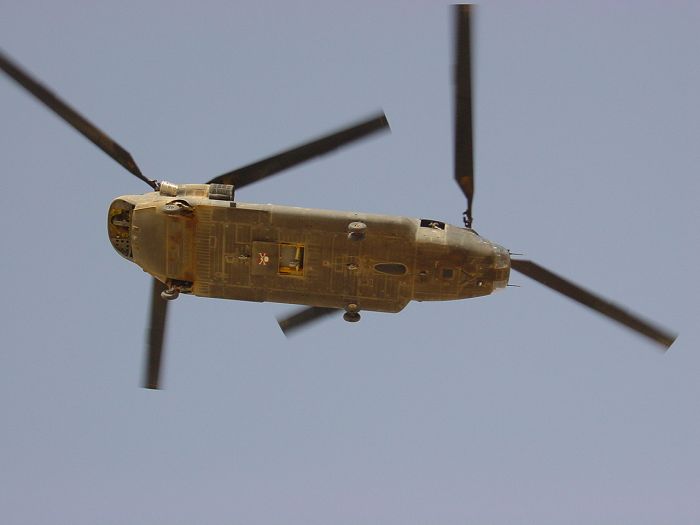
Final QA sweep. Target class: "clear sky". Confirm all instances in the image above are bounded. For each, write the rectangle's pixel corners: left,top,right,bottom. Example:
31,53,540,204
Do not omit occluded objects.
1,1,698,523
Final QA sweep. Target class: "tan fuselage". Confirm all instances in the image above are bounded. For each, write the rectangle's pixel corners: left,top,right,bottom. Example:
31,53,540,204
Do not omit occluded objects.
109,183,510,313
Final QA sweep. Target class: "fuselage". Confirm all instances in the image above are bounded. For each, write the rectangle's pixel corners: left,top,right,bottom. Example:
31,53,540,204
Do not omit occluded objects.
108,183,510,313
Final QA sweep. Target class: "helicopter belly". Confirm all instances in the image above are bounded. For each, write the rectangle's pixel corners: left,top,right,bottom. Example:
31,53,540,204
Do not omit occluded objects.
189,202,415,312
131,199,508,313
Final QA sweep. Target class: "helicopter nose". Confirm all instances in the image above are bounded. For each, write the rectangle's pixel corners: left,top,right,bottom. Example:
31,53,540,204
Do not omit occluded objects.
452,235,510,298
491,244,510,291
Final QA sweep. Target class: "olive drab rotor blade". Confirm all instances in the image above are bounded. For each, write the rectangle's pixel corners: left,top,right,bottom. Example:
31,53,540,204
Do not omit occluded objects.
510,259,677,349
207,113,390,188
278,306,341,336
0,50,156,190
453,4,476,228
144,279,169,389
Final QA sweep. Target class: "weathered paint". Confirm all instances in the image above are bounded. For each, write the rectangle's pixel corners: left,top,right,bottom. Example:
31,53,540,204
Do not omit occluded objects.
109,183,510,313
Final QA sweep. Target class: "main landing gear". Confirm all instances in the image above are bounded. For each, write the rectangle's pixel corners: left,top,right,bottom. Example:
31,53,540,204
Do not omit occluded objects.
161,287,180,301
343,303,361,323
159,280,193,301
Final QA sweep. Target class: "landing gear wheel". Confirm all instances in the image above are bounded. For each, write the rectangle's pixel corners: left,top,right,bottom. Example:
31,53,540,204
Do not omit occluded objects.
161,287,180,301
347,221,367,241
343,303,360,322
343,311,361,323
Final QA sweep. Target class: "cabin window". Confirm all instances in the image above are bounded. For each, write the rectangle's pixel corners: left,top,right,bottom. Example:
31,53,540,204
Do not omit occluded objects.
278,244,304,275
442,268,454,279
420,219,445,230
374,263,407,276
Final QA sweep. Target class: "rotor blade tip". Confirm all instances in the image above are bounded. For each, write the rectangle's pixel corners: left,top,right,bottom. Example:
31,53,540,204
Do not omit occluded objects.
277,320,292,337
379,113,390,130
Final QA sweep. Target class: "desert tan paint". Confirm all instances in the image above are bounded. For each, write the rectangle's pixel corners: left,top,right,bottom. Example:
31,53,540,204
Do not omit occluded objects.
108,183,510,313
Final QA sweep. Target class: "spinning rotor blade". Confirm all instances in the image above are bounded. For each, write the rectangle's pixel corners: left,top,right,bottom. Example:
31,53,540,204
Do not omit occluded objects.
278,306,340,336
208,113,390,188
144,279,169,389
0,50,155,189
453,4,476,228
510,259,677,349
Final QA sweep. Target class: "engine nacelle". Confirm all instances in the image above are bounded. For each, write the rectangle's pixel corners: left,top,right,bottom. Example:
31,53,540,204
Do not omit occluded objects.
158,181,235,201
208,183,235,201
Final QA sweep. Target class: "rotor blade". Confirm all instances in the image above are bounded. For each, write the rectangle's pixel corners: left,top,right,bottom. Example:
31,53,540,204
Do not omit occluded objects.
278,306,340,336
510,259,677,349
208,112,390,188
453,4,475,227
144,279,169,389
0,49,156,189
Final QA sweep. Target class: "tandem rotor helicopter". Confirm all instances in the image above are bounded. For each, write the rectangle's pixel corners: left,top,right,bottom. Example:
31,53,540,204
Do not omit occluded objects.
0,5,676,389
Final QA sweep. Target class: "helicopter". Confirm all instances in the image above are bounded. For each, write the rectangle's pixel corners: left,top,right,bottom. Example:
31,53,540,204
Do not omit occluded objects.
0,5,676,390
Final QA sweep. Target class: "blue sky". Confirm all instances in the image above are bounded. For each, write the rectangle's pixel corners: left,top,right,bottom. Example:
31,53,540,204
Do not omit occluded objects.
1,1,698,523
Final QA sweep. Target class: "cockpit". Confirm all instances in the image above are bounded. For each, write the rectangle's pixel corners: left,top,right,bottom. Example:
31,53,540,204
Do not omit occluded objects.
108,198,135,259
